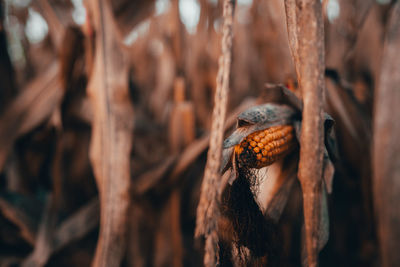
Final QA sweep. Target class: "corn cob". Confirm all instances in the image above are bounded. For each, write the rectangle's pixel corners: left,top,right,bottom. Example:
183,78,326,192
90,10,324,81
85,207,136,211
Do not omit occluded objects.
234,125,296,169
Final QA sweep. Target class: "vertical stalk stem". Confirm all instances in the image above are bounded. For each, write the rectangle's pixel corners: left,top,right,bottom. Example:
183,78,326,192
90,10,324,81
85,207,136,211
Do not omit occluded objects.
285,0,325,266
195,0,236,266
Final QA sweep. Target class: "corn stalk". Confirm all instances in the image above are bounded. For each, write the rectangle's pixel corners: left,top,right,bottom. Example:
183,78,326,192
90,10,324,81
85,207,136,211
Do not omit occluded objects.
86,0,134,266
284,0,325,266
195,0,236,266
373,2,400,266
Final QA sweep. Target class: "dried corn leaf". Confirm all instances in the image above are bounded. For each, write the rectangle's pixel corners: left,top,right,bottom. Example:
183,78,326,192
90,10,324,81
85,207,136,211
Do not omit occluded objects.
86,0,134,266
0,63,62,171
373,3,400,266
0,193,43,245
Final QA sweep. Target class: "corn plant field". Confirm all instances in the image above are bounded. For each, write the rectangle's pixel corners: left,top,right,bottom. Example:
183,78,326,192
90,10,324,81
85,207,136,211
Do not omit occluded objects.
0,0,399,266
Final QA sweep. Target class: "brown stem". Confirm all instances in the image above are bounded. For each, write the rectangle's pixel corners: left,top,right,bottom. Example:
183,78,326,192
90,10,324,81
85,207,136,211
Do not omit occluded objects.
373,2,400,267
87,0,134,266
284,0,300,82
32,0,65,51
195,0,236,266
285,0,325,266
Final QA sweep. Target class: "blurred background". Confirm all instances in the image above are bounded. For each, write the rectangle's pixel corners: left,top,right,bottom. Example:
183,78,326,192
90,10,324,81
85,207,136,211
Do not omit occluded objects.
0,0,397,266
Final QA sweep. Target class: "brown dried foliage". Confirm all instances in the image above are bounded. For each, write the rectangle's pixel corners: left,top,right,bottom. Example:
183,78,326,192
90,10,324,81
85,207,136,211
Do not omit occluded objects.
0,0,398,266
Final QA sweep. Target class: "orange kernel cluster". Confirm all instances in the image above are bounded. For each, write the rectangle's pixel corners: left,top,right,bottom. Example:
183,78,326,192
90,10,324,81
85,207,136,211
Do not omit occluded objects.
234,125,296,169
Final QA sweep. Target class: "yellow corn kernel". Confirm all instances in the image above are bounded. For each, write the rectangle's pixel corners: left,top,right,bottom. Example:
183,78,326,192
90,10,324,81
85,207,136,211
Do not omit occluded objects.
262,149,267,156
261,138,267,144
234,125,296,168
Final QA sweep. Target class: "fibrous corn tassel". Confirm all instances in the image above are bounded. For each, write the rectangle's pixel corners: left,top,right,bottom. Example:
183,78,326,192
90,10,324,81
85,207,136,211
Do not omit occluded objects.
235,125,296,169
